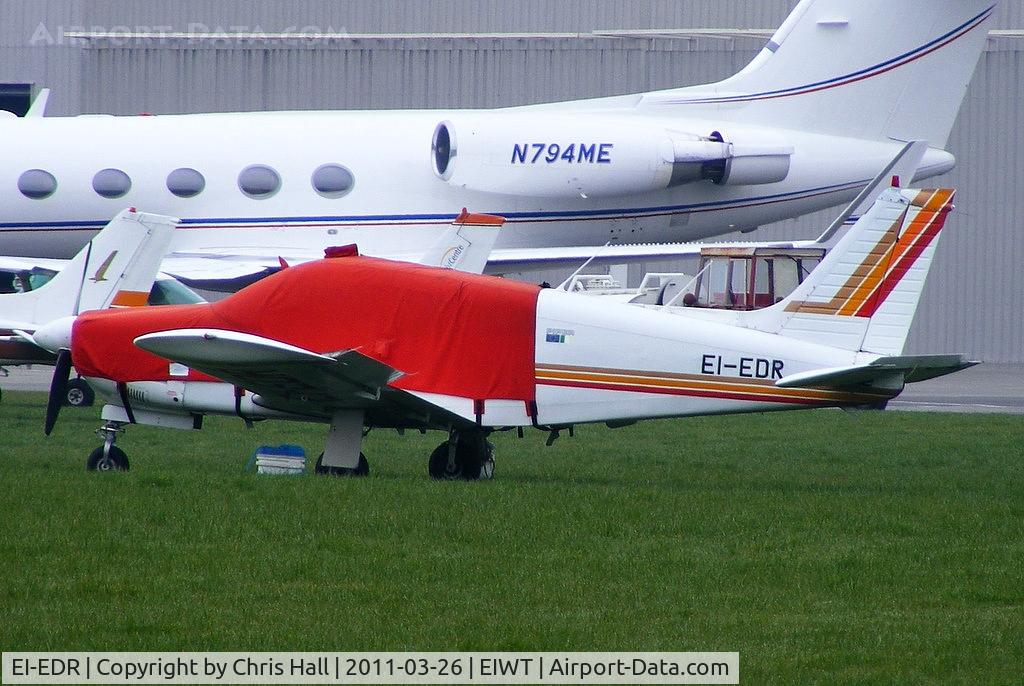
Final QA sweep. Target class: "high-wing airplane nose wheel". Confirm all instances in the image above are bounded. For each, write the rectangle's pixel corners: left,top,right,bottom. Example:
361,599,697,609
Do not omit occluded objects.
314,452,369,477
428,431,494,481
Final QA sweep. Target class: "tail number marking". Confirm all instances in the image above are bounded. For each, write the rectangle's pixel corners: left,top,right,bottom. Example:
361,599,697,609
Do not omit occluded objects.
512,143,613,164
701,354,784,380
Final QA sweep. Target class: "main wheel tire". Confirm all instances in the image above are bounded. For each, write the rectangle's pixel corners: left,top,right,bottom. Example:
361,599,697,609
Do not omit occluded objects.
86,445,129,472
65,378,95,407
428,436,494,481
429,442,462,480
315,452,369,477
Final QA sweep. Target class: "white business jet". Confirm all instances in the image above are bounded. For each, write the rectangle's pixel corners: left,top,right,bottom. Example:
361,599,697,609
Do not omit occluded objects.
0,0,995,289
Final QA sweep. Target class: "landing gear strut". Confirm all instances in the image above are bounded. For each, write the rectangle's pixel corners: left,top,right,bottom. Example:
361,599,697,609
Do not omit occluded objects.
314,410,370,477
428,430,494,481
87,421,129,471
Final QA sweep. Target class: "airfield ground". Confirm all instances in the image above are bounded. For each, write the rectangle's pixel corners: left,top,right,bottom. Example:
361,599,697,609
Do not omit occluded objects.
1,390,1022,683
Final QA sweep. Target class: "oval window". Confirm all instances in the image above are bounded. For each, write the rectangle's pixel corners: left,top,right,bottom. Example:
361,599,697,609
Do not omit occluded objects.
166,167,206,198
18,169,58,199
93,168,132,199
238,165,281,199
311,164,354,198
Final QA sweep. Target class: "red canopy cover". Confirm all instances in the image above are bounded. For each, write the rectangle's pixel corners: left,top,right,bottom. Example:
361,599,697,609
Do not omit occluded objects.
73,256,541,401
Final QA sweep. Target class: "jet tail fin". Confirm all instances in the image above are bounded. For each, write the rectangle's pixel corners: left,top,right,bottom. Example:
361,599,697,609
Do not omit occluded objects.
651,0,995,146
0,209,178,327
743,186,956,356
418,209,504,274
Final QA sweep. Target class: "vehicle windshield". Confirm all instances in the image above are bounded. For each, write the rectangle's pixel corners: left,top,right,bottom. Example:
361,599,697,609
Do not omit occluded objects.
149,278,206,305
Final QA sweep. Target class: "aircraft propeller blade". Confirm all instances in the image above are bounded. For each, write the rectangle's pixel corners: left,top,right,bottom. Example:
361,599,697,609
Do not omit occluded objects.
44,348,73,436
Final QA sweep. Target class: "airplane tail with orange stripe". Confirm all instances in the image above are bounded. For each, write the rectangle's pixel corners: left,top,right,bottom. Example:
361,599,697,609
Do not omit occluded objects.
745,186,955,356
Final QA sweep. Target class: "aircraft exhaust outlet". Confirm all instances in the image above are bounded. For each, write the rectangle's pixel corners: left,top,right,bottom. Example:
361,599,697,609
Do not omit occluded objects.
431,116,793,198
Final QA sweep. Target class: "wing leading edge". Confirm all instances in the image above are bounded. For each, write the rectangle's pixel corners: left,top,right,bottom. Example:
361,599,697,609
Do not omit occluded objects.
133,328,473,427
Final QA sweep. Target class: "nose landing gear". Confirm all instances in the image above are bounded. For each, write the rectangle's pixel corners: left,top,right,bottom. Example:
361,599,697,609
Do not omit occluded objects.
87,421,129,471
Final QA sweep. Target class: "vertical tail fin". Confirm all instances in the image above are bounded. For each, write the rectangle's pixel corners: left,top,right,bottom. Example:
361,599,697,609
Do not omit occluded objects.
745,186,955,356
657,0,995,146
0,209,178,328
418,209,504,274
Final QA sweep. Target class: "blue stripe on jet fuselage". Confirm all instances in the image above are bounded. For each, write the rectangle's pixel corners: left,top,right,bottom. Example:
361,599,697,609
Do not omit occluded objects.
0,179,867,232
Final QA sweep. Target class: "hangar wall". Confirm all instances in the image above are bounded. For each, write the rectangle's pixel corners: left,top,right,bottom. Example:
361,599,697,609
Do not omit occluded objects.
0,1,1022,361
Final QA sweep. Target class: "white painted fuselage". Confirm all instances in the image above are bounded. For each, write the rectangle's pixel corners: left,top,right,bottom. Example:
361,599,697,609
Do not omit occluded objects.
0,110,949,261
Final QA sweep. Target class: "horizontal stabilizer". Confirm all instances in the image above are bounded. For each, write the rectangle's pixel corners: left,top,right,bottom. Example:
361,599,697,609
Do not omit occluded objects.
419,208,504,274
777,354,977,389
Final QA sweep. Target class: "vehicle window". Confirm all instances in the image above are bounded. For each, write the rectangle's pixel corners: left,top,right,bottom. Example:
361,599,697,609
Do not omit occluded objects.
706,258,730,306
730,258,749,307
167,167,206,198
18,169,57,199
238,165,281,199
148,279,206,305
93,168,132,199
311,164,354,198
776,258,801,299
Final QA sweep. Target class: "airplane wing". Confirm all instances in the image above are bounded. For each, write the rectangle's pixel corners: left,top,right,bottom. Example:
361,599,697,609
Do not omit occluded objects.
776,354,978,390
160,210,504,290
133,328,475,427
484,239,824,274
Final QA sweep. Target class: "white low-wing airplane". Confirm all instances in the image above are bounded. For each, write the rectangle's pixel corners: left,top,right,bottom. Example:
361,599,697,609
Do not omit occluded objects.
0,0,994,287
33,183,974,475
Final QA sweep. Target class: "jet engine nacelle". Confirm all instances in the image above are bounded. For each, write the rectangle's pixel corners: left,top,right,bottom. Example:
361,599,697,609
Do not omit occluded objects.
431,116,793,198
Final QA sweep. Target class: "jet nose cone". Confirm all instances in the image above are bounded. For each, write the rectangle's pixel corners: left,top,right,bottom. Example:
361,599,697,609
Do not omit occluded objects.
33,315,76,352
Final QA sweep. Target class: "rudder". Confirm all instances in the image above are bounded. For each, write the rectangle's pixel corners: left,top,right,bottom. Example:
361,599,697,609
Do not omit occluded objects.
655,0,995,146
744,186,955,356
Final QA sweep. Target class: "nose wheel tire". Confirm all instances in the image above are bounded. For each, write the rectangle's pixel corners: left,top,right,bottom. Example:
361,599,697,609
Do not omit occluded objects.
315,452,369,477
87,445,129,472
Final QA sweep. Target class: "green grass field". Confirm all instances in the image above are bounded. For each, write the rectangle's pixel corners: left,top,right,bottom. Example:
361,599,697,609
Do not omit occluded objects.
1,390,1023,683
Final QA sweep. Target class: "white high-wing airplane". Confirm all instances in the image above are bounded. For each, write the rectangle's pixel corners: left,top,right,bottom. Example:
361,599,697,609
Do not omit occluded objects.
33,182,973,475
0,0,994,288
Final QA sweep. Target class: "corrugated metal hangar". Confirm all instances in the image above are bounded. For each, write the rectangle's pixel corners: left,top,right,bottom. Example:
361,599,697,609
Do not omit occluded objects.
0,1,1022,361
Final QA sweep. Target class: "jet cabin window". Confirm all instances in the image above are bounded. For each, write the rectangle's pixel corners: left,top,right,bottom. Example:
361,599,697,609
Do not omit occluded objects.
18,169,57,199
93,168,132,199
238,165,281,199
311,164,354,198
166,167,206,198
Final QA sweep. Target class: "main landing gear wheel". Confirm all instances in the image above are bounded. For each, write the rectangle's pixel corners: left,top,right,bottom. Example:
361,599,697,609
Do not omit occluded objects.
428,434,495,481
315,452,369,477
86,445,129,472
65,378,95,407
